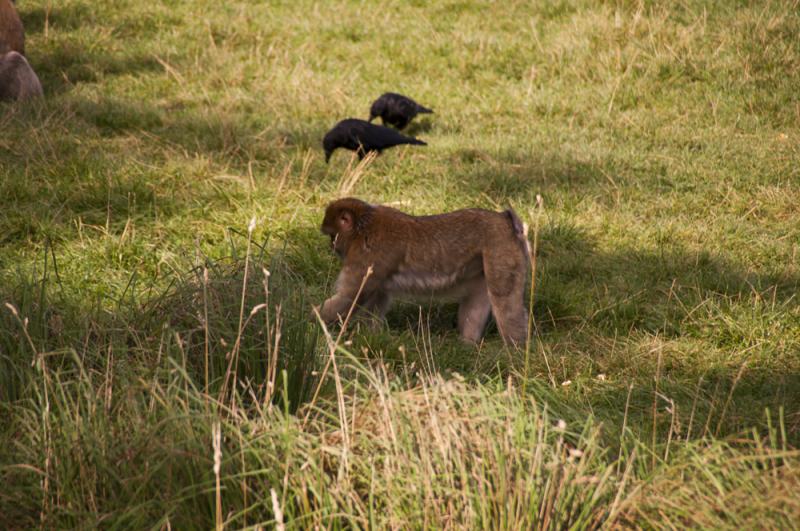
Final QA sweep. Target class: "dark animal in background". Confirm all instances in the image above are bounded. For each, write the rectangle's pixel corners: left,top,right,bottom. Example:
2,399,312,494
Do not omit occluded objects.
0,0,42,102
317,197,530,345
369,92,433,130
0,51,42,101
322,118,426,163
0,0,24,55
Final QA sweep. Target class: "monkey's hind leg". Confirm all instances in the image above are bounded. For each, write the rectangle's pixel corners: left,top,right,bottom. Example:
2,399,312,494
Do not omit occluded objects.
489,294,528,347
457,277,492,343
0,52,42,102
484,256,529,347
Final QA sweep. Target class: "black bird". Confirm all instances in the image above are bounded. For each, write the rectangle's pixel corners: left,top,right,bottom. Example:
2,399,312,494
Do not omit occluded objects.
368,92,433,130
322,118,427,163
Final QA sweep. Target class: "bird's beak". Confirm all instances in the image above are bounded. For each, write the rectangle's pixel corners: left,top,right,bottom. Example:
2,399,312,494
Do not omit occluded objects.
325,151,331,164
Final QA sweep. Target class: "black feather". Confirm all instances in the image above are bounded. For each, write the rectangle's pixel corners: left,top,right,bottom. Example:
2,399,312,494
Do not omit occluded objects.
368,92,434,130
322,118,426,163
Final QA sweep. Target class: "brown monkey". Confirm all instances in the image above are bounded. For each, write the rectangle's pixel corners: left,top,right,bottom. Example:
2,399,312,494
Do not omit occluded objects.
318,197,531,346
0,50,42,101
0,0,25,55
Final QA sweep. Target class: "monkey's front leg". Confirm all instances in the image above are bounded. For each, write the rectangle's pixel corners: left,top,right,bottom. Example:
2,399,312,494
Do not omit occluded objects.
319,293,358,324
319,266,380,325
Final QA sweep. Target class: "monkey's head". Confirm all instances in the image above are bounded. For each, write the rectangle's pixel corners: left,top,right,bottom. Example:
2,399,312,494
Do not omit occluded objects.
320,198,372,258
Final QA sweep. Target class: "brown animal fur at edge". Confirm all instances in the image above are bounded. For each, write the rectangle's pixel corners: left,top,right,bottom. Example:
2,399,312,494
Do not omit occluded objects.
0,51,42,100
0,0,24,55
318,197,531,346
0,0,42,101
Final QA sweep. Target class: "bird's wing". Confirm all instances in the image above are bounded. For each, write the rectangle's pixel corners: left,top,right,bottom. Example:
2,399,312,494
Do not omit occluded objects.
395,98,417,116
364,124,418,148
344,123,367,149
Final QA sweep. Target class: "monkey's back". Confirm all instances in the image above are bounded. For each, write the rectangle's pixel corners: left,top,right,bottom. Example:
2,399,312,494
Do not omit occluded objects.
373,206,527,296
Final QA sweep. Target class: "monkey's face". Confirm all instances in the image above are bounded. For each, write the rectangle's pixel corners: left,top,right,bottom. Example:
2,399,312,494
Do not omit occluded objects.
323,231,347,259
321,207,355,259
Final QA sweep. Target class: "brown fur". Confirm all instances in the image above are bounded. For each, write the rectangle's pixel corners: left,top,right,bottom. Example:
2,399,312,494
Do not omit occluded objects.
0,1,41,102
318,197,530,345
0,50,42,101
0,0,24,55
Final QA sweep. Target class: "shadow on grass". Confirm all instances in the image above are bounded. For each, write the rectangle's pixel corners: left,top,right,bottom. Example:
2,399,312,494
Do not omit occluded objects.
528,220,800,442
19,3,163,95
403,117,435,136
0,245,324,413
13,0,329,154
535,221,800,337
33,47,161,96
0,93,332,249
19,3,94,34
66,96,329,157
454,148,608,198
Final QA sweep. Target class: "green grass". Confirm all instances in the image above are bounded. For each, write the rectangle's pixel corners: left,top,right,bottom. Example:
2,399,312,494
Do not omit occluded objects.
2,0,799,528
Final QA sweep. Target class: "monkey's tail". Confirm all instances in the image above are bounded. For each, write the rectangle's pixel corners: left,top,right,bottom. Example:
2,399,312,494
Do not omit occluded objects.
505,209,531,259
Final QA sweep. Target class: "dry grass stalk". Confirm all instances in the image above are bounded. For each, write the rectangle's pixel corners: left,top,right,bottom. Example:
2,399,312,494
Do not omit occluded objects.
213,422,223,531
338,151,377,195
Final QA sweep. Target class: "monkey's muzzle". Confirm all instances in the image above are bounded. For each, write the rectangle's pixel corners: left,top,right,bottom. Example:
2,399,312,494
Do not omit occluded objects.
330,233,345,258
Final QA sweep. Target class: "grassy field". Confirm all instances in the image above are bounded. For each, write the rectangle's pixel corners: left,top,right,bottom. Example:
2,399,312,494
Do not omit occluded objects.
2,0,799,528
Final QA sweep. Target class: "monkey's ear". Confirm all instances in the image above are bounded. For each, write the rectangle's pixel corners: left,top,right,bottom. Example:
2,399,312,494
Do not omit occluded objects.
337,210,354,232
